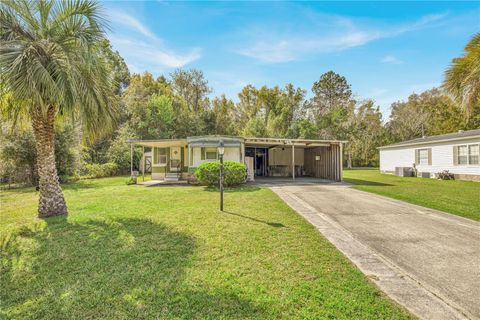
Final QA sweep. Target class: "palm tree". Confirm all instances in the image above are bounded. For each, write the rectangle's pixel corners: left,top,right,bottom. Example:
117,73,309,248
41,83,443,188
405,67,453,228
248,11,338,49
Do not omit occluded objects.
0,0,116,217
444,33,480,118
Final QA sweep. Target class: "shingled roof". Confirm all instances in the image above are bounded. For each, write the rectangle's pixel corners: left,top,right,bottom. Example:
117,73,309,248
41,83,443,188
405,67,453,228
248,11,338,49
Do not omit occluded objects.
378,129,480,149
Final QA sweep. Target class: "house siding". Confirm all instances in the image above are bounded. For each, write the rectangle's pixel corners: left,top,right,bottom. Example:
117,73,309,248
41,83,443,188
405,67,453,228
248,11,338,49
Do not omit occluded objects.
380,137,480,178
191,146,241,168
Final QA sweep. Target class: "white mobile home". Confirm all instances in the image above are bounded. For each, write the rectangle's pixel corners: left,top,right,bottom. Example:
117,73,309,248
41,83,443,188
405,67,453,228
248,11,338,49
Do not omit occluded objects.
379,129,480,181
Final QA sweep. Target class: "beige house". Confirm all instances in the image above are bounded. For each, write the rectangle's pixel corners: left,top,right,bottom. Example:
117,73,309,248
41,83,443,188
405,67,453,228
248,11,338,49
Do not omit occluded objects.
129,135,345,182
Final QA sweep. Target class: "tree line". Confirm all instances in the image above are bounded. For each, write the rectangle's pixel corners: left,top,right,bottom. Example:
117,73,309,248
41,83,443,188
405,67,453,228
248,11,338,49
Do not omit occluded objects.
0,0,478,217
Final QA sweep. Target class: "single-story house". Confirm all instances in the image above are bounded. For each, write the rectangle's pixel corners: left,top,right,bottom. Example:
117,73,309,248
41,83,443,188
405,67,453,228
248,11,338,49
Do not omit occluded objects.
378,129,480,181
129,135,346,182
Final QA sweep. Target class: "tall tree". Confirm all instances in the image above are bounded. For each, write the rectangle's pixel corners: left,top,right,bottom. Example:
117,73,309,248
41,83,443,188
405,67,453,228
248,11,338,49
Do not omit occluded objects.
170,69,211,112
266,84,306,138
211,95,237,135
349,100,387,167
387,88,466,143
0,0,115,217
388,97,429,142
311,71,353,117
444,33,480,118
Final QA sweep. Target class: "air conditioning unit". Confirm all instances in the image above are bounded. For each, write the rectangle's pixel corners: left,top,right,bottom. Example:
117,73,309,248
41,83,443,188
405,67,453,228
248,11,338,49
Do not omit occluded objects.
395,167,414,177
420,172,431,178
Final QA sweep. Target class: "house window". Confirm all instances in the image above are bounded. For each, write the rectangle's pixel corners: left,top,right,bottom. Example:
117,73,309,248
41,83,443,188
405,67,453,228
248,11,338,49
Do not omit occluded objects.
418,149,429,165
457,145,468,165
155,148,167,165
468,144,479,165
205,147,217,160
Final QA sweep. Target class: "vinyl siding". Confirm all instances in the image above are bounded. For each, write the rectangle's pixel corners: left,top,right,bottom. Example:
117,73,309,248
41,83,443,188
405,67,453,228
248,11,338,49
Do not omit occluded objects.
380,137,480,175
191,146,241,167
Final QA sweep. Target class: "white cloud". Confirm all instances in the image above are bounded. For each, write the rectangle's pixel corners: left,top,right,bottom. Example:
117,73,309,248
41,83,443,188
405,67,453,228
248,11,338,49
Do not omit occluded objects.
236,12,448,63
382,55,403,64
106,10,201,72
108,10,157,40
110,36,201,71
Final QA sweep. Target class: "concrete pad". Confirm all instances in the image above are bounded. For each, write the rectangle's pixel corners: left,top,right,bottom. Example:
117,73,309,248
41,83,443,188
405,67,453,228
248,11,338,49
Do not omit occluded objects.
271,184,480,320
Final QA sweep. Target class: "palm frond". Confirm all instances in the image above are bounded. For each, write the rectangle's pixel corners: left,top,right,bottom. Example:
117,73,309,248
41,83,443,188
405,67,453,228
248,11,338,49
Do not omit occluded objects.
0,0,115,138
444,33,480,118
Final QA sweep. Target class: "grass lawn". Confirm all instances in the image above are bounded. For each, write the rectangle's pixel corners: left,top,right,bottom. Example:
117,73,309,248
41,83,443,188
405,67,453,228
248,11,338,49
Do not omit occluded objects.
344,169,480,221
0,177,412,319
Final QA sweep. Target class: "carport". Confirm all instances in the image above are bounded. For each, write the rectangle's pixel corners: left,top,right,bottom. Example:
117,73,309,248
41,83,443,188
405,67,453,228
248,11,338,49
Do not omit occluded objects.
244,138,345,182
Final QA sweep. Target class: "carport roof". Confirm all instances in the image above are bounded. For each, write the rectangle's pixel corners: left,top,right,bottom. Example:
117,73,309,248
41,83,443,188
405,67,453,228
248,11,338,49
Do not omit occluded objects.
244,137,346,147
127,136,347,148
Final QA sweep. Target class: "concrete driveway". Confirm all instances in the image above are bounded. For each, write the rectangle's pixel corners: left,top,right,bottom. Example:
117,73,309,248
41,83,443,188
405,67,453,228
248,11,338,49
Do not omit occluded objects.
270,183,480,320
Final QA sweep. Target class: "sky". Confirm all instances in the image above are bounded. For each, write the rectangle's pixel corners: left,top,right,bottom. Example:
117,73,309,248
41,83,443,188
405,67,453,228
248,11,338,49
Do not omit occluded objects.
102,1,480,118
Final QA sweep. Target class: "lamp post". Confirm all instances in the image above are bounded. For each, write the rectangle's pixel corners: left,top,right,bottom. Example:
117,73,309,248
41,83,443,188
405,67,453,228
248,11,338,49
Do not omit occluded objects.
218,140,225,211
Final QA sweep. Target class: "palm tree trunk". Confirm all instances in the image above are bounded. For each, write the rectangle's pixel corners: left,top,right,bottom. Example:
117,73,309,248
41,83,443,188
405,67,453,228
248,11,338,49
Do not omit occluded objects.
31,105,68,217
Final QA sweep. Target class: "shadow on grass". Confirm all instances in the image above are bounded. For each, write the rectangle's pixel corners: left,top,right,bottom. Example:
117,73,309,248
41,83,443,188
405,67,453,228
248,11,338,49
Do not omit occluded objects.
344,178,393,187
223,211,286,228
1,216,266,319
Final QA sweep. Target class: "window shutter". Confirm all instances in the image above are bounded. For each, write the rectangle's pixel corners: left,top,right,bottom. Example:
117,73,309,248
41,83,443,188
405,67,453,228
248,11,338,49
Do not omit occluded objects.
453,146,458,165
415,149,419,165
201,147,205,160
428,148,432,165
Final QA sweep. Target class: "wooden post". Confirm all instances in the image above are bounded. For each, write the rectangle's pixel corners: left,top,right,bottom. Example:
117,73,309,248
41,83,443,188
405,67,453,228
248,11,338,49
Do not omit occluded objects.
292,143,295,180
339,143,343,181
142,146,145,181
254,147,257,177
130,143,133,176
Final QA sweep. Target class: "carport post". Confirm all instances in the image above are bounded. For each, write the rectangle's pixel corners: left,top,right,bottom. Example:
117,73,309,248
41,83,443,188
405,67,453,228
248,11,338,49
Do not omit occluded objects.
142,146,145,181
292,143,295,180
130,143,133,176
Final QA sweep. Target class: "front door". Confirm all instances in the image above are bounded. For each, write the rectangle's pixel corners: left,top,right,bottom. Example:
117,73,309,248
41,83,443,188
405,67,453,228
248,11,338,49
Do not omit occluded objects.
170,146,181,172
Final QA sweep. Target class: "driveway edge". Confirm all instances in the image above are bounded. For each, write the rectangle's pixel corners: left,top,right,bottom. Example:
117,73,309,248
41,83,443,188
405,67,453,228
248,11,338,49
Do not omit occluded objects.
271,186,471,320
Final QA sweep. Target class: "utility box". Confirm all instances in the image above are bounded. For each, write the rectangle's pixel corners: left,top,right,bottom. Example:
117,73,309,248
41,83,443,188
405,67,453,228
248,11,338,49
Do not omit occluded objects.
420,172,431,178
395,167,414,177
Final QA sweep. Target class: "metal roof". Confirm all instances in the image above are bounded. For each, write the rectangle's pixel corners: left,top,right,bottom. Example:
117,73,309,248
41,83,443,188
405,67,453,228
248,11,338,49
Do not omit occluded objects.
128,136,346,148
378,129,480,150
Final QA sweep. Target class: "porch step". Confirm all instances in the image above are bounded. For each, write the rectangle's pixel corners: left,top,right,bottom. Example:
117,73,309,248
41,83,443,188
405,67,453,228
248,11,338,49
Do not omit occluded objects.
165,173,180,181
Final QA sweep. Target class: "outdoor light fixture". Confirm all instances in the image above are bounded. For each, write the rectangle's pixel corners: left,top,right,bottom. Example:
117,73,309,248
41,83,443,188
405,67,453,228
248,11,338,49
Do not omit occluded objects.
218,141,225,156
218,140,225,211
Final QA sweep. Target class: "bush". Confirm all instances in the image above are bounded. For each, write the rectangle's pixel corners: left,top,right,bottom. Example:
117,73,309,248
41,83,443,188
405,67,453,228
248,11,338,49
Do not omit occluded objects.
437,170,455,180
125,176,136,185
83,162,118,179
194,160,246,187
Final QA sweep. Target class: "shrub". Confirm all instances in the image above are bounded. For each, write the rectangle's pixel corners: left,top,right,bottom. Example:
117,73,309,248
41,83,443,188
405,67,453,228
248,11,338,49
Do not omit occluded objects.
437,170,455,180
194,160,246,187
83,162,119,179
125,176,136,185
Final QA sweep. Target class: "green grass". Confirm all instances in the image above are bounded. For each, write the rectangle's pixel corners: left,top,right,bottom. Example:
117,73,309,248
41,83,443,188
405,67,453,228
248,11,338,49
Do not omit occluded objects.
344,169,480,221
0,177,413,319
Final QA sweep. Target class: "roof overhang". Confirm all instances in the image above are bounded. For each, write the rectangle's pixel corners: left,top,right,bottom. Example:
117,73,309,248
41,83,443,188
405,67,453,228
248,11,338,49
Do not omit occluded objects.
187,135,243,147
378,135,480,150
127,139,187,148
244,137,346,148
128,136,347,148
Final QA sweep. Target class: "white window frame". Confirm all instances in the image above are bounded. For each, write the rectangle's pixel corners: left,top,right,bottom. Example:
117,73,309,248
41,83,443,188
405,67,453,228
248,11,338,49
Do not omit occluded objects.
468,144,479,165
204,147,217,160
154,147,168,166
456,144,479,166
418,148,429,165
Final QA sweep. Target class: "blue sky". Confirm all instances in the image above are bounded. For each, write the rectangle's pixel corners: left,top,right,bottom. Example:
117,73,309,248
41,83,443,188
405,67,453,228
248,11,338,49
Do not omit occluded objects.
103,1,479,118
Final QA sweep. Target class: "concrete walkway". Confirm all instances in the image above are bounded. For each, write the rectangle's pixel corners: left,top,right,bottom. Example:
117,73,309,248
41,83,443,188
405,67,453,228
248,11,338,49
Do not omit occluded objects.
271,183,480,320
